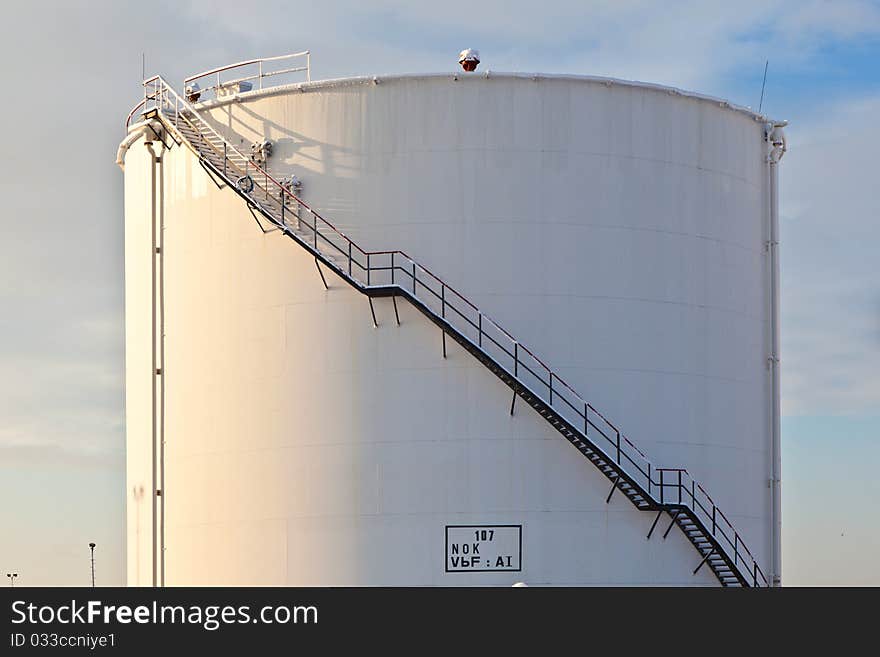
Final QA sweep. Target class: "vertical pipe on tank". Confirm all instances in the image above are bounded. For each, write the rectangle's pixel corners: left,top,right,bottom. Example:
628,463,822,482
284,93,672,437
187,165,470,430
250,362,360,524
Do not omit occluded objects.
146,132,166,588
146,139,158,588
770,158,781,587
767,122,786,587
157,142,166,588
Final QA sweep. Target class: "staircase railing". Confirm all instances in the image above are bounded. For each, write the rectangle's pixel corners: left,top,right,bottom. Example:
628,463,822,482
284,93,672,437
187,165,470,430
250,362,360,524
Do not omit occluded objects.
132,76,770,587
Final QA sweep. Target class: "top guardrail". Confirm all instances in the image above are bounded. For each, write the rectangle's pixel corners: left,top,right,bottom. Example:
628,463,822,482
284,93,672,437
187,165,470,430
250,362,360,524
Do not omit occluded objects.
182,51,310,102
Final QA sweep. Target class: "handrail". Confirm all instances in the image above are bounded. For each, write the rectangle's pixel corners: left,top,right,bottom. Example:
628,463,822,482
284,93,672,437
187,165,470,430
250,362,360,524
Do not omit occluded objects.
182,51,310,101
654,467,765,583
138,75,769,587
125,98,147,130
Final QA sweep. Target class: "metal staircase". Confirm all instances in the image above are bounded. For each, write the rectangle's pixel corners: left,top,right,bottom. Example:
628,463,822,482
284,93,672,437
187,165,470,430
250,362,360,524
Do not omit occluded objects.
131,76,770,587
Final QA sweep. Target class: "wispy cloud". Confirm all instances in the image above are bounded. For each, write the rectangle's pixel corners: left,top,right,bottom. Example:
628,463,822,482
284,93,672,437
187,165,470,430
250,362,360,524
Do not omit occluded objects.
0,308,123,454
182,0,880,93
781,94,880,415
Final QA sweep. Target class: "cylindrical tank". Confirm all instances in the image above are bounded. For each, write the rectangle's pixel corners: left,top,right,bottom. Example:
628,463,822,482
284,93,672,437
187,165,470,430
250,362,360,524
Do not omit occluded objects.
122,72,778,586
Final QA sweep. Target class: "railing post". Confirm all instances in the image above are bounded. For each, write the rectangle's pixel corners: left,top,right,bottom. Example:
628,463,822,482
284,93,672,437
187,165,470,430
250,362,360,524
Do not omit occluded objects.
367,253,371,286
648,462,652,496
478,313,482,348
678,471,682,504
514,343,518,377
223,142,227,177
313,211,317,249
584,402,588,436
616,430,621,464
348,242,352,277
549,372,553,404
734,533,739,565
691,480,695,506
712,506,716,534
660,470,664,504
259,61,263,90
753,562,757,587
441,284,445,318
391,252,395,285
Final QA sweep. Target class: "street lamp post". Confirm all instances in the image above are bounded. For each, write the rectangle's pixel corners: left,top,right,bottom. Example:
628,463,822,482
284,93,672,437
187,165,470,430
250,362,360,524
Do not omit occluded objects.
89,543,96,588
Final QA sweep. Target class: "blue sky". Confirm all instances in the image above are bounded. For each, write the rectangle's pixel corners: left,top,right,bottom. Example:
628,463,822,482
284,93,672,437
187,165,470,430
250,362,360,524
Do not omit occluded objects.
0,0,878,585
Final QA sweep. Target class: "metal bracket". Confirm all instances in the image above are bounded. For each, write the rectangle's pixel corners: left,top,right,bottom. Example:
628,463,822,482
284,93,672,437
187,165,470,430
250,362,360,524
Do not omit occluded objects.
246,203,279,234
606,474,619,504
154,121,182,149
314,258,328,290
199,159,226,189
646,510,663,540
392,296,400,325
368,298,378,328
510,388,517,416
146,123,172,150
442,331,447,358
693,548,715,575
662,509,680,539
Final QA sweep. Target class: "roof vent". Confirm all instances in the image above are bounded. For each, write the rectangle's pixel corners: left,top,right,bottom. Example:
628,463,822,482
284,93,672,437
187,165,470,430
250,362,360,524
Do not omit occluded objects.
459,49,480,72
185,82,201,103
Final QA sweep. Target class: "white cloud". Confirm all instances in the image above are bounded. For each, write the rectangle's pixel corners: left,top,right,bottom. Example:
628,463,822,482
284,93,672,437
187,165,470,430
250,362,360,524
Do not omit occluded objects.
781,95,880,415
181,0,880,91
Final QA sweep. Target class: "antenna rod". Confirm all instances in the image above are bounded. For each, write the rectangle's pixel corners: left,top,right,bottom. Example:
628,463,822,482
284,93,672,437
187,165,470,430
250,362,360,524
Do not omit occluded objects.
758,60,769,113
89,543,96,587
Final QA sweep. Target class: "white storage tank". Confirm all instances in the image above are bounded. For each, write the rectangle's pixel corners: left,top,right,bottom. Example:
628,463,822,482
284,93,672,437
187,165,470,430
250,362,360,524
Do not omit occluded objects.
120,56,785,586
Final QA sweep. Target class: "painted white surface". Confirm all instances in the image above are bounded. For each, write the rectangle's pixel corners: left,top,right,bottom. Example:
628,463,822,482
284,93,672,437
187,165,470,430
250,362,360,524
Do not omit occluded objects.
124,73,772,584
123,139,155,587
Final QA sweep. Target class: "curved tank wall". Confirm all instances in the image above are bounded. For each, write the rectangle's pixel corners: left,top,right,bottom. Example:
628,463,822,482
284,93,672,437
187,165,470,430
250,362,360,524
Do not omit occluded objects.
123,72,773,585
